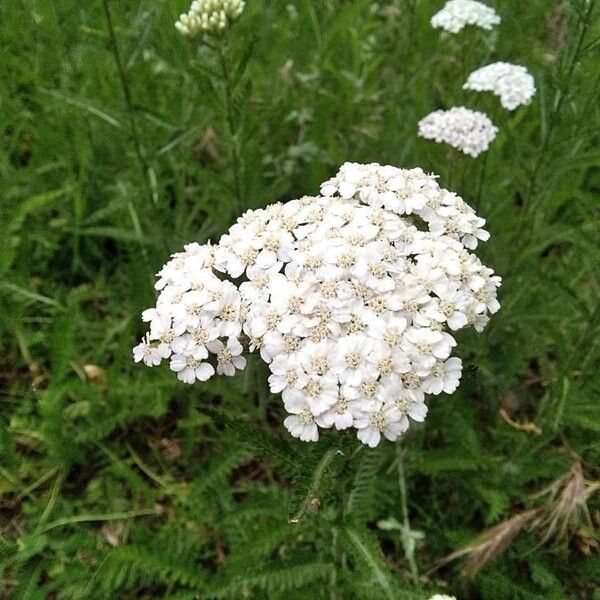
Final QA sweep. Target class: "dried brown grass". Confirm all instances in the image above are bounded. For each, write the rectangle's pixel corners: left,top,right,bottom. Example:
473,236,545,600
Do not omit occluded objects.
436,462,600,578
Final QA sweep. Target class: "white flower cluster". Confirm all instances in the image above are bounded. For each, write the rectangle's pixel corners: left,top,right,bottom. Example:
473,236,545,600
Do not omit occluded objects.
431,0,500,33
134,163,501,448
425,4,535,154
175,0,245,37
133,244,246,383
418,107,498,158
464,62,536,110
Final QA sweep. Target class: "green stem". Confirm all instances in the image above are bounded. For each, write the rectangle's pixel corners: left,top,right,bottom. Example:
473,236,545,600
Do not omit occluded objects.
39,508,159,534
568,302,600,374
474,150,488,212
329,526,341,600
290,446,340,523
396,443,419,583
405,0,417,51
16,466,60,503
101,0,156,207
346,528,395,600
218,40,243,216
514,0,596,248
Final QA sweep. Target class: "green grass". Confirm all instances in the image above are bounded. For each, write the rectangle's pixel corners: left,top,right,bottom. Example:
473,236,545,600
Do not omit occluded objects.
1,0,599,598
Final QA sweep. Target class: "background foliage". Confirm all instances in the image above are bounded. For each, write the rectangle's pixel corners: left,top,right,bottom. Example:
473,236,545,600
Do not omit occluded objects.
1,0,599,598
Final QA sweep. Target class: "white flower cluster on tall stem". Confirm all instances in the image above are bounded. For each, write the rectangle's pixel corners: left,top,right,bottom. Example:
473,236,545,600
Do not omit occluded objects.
418,107,498,157
175,0,245,37
464,62,536,110
431,0,500,33
134,163,501,448
424,2,536,155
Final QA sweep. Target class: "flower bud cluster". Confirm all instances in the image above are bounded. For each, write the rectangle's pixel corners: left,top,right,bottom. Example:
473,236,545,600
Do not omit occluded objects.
431,0,500,33
135,163,501,447
464,62,536,110
175,0,245,37
418,107,498,157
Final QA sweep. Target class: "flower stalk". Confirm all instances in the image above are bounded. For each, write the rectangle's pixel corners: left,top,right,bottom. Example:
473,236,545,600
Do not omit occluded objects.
101,0,156,207
217,37,244,216
396,443,420,583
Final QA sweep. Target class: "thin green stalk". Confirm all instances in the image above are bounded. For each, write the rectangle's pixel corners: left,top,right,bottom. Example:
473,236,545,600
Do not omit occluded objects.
568,302,600,373
396,443,419,583
35,473,64,532
39,508,159,534
474,150,488,212
15,466,60,503
329,526,341,600
126,442,169,488
446,147,458,190
573,64,600,138
474,100,501,212
515,0,596,245
405,0,417,51
101,0,157,207
218,40,243,215
329,443,359,599
346,528,395,600
290,447,341,523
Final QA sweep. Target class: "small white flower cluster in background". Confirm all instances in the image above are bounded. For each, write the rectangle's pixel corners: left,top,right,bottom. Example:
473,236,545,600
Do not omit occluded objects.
134,163,501,448
418,107,498,157
428,595,457,600
431,0,500,33
175,0,245,37
423,2,536,155
464,62,536,110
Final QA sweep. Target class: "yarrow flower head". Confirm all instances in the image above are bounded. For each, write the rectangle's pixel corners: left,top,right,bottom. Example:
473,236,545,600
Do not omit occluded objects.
431,0,500,33
134,163,501,448
175,0,245,37
418,107,498,158
464,62,536,111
